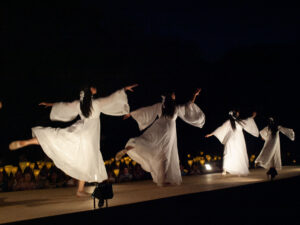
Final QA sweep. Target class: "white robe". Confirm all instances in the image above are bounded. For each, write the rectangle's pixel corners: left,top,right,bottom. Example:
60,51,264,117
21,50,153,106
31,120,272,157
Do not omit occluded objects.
255,126,295,170
212,118,259,176
32,89,129,183
126,101,205,186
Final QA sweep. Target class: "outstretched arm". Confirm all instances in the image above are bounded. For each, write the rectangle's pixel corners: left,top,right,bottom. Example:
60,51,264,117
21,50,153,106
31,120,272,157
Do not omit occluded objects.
191,88,201,103
123,113,131,120
39,102,54,108
205,133,213,138
124,84,139,92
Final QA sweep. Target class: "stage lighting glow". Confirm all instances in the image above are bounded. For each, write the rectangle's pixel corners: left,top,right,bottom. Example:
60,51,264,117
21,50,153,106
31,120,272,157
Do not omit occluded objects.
205,164,212,171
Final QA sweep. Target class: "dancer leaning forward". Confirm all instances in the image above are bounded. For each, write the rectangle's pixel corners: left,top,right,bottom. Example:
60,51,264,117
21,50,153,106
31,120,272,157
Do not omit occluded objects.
9,84,138,197
116,88,205,186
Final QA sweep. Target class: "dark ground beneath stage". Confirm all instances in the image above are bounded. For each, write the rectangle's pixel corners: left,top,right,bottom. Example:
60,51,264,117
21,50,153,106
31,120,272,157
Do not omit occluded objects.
3,175,299,225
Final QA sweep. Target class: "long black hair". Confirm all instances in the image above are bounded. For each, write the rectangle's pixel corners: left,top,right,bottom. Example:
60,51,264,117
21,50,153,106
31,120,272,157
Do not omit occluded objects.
79,86,93,118
162,93,176,118
228,109,243,130
267,117,278,137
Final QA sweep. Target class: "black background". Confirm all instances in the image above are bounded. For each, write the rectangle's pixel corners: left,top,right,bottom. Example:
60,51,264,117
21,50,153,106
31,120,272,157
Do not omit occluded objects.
0,0,299,165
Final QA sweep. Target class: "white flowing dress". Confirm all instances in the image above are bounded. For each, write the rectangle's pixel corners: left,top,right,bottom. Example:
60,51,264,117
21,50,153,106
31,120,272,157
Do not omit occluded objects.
212,118,259,176
125,101,205,186
255,126,295,170
32,89,129,182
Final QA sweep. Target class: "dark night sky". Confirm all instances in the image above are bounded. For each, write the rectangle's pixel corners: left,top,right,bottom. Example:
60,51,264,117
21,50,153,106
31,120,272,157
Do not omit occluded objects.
0,1,299,164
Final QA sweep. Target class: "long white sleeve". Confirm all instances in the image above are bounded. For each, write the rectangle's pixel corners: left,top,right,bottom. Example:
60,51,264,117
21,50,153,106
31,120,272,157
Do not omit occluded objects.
93,89,130,116
177,102,205,128
212,120,232,145
50,101,79,122
278,126,295,141
241,117,259,137
260,127,269,140
130,103,162,131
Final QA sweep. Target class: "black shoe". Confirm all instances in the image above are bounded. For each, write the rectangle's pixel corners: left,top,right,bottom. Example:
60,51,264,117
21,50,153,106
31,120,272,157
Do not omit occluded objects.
98,198,104,208
267,168,278,180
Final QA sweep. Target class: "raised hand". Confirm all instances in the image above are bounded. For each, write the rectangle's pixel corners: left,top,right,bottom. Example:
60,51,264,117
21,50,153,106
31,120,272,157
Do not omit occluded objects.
191,88,202,103
205,134,212,138
39,102,53,108
124,84,139,92
194,88,202,96
123,113,131,120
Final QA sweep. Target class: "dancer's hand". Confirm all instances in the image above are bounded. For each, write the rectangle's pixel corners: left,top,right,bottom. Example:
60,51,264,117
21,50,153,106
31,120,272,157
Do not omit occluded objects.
205,134,212,138
252,111,257,118
39,102,53,108
123,113,131,120
194,88,201,96
191,88,201,103
124,84,139,92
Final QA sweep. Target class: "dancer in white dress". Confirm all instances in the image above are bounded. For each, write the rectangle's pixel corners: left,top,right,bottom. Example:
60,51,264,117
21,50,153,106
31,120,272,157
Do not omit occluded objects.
255,117,295,180
9,84,138,196
205,110,259,176
115,88,205,186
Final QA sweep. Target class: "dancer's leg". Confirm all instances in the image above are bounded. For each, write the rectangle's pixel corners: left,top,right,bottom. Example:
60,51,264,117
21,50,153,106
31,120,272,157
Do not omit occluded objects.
9,138,39,150
76,180,90,197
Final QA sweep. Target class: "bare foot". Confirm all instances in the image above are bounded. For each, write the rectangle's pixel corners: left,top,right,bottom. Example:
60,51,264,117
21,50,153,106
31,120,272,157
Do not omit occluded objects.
76,191,90,197
115,149,128,161
9,140,26,151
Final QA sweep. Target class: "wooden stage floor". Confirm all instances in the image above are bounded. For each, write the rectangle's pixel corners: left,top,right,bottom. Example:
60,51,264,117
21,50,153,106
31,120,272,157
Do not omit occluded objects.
1,166,300,224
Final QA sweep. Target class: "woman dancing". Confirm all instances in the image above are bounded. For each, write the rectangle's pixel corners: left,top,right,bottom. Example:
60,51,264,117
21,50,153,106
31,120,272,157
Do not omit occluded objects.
205,110,259,176
255,117,295,180
9,84,138,196
115,88,205,186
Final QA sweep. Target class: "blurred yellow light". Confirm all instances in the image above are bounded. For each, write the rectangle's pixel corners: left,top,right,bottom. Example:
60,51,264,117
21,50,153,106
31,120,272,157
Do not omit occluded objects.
205,155,211,161
113,168,120,177
19,162,27,173
30,163,35,170
187,154,191,158
116,161,120,167
200,159,205,165
4,165,13,176
132,161,137,166
0,167,3,173
200,151,204,155
46,162,53,170
33,169,40,179
188,160,193,167
12,166,18,176
38,164,44,170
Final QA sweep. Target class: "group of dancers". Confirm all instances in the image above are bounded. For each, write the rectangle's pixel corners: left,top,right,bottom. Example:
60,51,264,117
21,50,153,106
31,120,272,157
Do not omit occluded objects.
7,84,295,197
